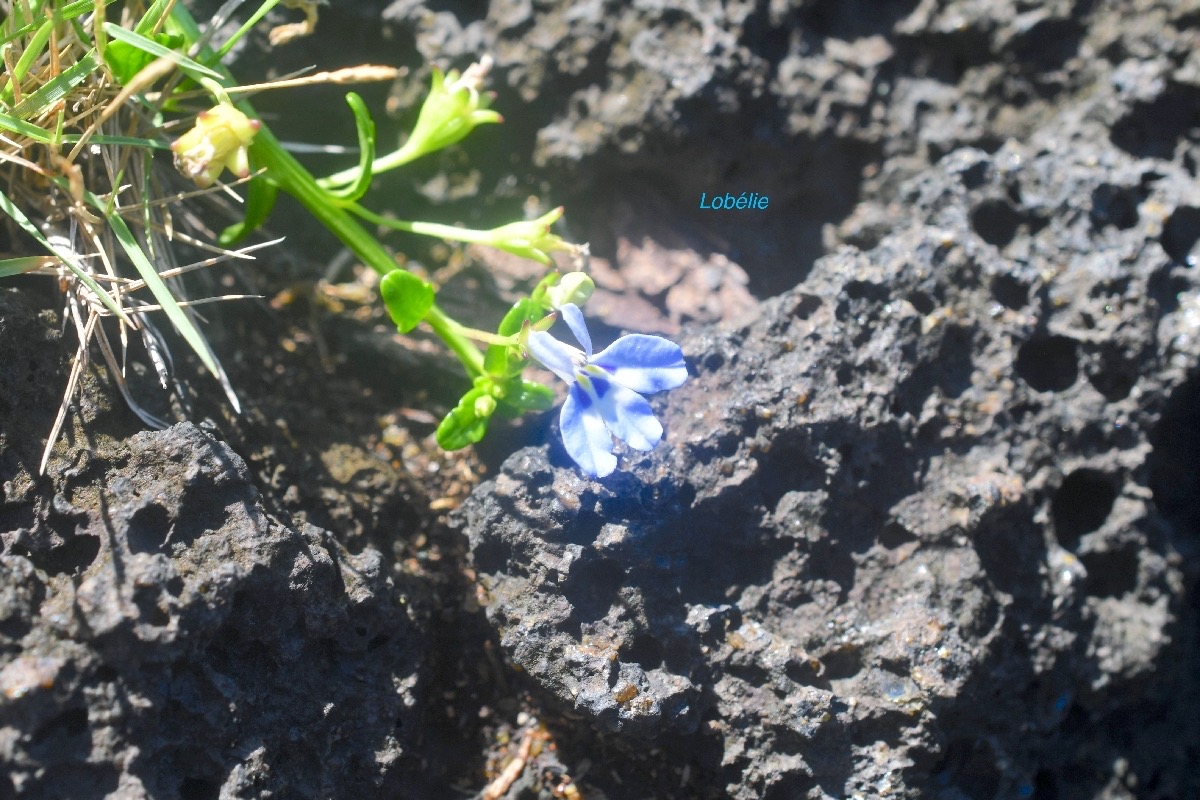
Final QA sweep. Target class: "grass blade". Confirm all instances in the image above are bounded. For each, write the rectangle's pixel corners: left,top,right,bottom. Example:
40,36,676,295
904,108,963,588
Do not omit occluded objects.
0,110,167,148
0,186,133,326
92,192,222,377
0,17,54,106
0,0,113,46
64,134,170,149
10,50,100,120
103,23,224,82
0,255,55,276
135,0,176,36
0,110,53,141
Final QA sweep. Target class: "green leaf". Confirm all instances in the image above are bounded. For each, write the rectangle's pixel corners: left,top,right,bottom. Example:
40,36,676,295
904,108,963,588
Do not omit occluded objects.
104,33,184,85
484,298,539,377
380,270,435,334
497,379,555,414
325,92,376,205
65,133,168,148
102,22,224,82
219,176,278,246
436,387,493,450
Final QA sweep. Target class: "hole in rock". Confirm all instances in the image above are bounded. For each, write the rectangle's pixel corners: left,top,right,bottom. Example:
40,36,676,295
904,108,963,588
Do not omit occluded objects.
1089,183,1142,230
1080,547,1139,598
127,503,171,554
32,707,88,744
1015,336,1079,392
1148,264,1191,315
1051,469,1118,549
35,533,101,576
623,634,665,670
1162,205,1200,265
1111,85,1200,160
179,777,221,800
879,522,917,549
972,199,1024,248
175,490,232,544
1147,372,1200,538
820,646,864,680
845,280,889,303
1086,348,1137,401
133,586,170,627
563,558,626,625
908,291,936,315
991,274,1029,309
0,615,31,641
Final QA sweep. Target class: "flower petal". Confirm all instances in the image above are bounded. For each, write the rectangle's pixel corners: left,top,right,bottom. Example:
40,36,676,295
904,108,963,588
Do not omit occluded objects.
560,384,617,477
559,303,592,358
587,373,663,451
591,334,688,394
527,330,582,384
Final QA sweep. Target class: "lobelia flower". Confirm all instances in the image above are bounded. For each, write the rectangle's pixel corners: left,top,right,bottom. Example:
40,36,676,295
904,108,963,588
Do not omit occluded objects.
527,304,688,477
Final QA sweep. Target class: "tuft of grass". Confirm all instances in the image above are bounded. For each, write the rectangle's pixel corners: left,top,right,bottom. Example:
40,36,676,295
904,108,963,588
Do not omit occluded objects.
0,1,265,472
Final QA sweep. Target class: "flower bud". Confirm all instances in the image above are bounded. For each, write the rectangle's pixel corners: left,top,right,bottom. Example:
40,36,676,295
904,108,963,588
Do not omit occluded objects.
171,103,260,188
485,206,570,265
473,394,497,418
401,56,503,163
543,272,594,309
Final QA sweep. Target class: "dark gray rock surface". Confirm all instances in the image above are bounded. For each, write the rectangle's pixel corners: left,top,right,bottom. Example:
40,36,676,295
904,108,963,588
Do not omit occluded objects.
3,0,1200,798
0,413,423,798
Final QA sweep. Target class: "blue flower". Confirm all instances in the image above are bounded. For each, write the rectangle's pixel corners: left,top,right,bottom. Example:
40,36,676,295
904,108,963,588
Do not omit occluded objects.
527,304,688,477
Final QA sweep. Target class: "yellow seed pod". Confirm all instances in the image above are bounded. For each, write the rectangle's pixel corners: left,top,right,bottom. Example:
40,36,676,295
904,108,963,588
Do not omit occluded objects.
171,104,261,188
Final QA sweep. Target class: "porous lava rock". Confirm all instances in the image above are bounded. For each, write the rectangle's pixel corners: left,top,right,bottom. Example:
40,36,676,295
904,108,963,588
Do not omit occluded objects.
460,131,1200,798
0,416,423,799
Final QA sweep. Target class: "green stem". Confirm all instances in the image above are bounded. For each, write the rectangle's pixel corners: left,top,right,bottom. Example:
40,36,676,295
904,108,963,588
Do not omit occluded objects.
93,0,107,62
349,202,496,247
426,307,485,375
320,139,424,188
168,2,486,379
443,321,518,347
248,126,484,377
211,0,282,64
